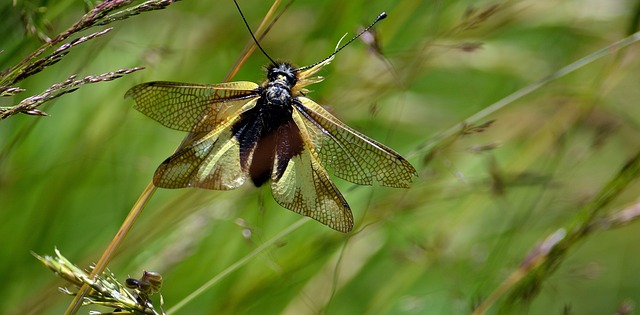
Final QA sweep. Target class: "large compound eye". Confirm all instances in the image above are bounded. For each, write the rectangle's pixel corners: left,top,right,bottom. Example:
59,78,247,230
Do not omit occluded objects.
267,69,278,81
284,72,297,86
266,64,281,81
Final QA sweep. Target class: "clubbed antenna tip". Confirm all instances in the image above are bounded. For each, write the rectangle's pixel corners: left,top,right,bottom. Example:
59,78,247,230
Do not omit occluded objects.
296,12,389,72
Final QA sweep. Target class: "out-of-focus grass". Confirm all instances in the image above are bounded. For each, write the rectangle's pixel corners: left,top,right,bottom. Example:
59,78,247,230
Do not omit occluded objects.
2,0,640,314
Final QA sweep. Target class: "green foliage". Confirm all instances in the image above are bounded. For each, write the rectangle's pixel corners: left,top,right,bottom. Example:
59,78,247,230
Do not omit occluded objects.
2,0,640,314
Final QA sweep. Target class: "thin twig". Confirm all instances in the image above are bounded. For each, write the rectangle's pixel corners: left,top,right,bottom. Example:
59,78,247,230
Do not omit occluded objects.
473,150,640,314
408,31,640,161
0,0,180,121
1,67,143,119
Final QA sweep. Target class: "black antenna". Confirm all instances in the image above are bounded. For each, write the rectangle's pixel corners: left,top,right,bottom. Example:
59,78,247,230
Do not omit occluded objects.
233,0,277,65
296,12,387,72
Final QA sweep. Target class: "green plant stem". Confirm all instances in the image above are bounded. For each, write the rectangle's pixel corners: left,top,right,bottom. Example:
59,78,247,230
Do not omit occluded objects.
474,150,640,314
469,29,640,315
167,218,310,314
409,30,640,159
65,182,157,315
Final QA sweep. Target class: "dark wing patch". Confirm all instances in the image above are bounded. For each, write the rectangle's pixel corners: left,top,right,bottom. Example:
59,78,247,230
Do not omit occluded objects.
126,81,259,132
294,97,416,188
248,129,277,187
270,110,354,233
274,119,305,181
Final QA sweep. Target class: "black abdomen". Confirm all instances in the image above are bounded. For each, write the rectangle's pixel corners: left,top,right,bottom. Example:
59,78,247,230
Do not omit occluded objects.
231,87,304,187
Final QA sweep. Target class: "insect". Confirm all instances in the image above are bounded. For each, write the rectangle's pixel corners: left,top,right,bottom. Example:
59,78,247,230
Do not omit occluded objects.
125,271,163,312
125,271,163,295
126,3,416,232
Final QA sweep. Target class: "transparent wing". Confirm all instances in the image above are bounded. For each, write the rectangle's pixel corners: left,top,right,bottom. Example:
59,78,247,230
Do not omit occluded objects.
153,99,259,190
126,81,260,132
270,112,353,232
293,97,417,187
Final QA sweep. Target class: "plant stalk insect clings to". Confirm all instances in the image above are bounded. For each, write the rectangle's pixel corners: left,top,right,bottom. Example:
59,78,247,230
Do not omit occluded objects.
126,2,416,232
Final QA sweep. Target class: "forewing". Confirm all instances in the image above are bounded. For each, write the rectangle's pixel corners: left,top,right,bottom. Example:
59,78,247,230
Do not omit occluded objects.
271,111,353,232
153,99,259,190
126,81,259,132
294,97,417,188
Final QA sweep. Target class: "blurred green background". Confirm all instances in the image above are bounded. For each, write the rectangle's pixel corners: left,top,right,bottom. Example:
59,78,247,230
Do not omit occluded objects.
2,0,640,314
